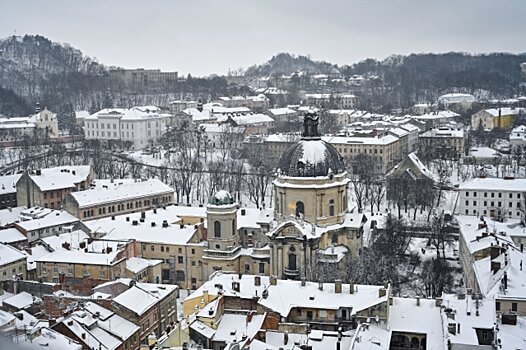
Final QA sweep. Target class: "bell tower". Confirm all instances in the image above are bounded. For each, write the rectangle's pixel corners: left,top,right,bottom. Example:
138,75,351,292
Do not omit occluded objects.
206,190,239,252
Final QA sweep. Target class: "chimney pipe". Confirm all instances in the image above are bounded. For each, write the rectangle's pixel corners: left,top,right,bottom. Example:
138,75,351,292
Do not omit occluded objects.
335,279,342,294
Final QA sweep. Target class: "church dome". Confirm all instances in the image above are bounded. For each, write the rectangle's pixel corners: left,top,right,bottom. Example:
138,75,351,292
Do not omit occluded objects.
208,190,235,206
277,111,346,178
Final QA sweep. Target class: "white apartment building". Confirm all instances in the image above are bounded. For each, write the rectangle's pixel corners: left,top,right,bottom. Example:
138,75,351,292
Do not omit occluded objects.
510,125,526,153
458,177,526,220
84,106,165,149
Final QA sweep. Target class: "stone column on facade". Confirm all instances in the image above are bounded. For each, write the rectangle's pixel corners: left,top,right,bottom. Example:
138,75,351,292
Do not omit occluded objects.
277,245,283,279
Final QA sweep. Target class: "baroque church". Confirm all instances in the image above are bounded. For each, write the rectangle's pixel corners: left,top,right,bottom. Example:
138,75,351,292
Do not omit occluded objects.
200,111,365,282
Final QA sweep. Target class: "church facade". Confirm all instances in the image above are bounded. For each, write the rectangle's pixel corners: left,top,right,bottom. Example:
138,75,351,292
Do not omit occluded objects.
199,111,365,284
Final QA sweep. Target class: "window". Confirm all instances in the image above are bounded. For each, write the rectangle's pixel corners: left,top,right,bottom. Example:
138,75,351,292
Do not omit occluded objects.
259,263,265,273
151,245,154,251
465,200,469,206
329,199,335,216
512,303,518,312
473,201,477,206
484,192,487,197
496,302,500,311
473,192,477,197
178,256,183,264
465,192,469,197
498,193,502,198
306,311,313,320
296,201,304,217
161,246,165,252
214,220,221,238
484,201,487,206
491,193,495,198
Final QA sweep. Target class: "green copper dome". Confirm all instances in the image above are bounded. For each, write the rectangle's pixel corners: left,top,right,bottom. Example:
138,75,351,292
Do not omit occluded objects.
208,190,235,206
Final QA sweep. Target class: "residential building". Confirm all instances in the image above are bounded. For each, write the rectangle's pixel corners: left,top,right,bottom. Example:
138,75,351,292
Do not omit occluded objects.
0,242,27,282
93,279,178,346
84,106,166,149
10,327,82,350
419,126,466,159
267,107,299,127
457,177,526,220
458,215,526,318
471,107,523,130
125,257,163,283
169,100,197,114
218,113,275,135
510,125,526,153
16,165,94,208
53,301,141,350
63,178,174,220
323,133,402,174
0,174,20,209
304,93,356,109
214,95,270,112
14,209,82,243
35,239,132,284
409,110,459,130
109,68,178,87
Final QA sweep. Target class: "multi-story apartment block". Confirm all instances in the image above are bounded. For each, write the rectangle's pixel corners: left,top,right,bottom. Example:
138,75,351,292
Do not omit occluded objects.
304,93,356,109
84,107,166,149
419,126,466,159
323,133,402,174
109,68,178,87
16,165,94,208
64,179,174,220
458,177,526,220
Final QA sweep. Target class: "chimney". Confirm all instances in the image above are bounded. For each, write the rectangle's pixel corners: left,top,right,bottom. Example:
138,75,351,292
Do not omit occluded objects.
197,102,203,112
153,208,157,214
284,331,289,345
349,281,354,294
141,212,146,219
503,272,508,290
318,281,323,291
416,296,420,306
241,209,246,216
301,277,306,287
231,281,240,292
490,245,500,260
247,312,253,323
36,169,41,176
435,297,442,307
335,279,342,294
457,324,460,334
379,288,387,298
254,276,261,286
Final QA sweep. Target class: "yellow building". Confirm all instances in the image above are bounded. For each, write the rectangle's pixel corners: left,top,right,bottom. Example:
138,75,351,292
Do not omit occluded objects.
471,107,521,130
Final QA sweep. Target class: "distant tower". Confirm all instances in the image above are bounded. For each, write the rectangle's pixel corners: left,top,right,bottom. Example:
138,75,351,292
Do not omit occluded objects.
35,101,41,113
197,98,203,112
206,190,239,252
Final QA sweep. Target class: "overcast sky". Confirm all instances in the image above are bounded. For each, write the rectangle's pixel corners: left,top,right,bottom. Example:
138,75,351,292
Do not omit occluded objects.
0,0,525,76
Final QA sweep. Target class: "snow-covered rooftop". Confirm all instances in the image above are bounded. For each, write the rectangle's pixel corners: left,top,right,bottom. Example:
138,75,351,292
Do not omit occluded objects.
28,165,91,191
69,178,173,208
15,210,79,232
259,279,387,318
126,256,162,274
111,279,177,316
0,173,21,195
12,327,82,350
0,228,27,244
458,177,526,192
0,242,27,266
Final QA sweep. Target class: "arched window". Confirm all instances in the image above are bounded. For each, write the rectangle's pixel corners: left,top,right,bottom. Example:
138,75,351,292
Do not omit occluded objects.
288,253,297,271
232,219,236,236
329,199,335,216
295,201,304,217
214,220,221,238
